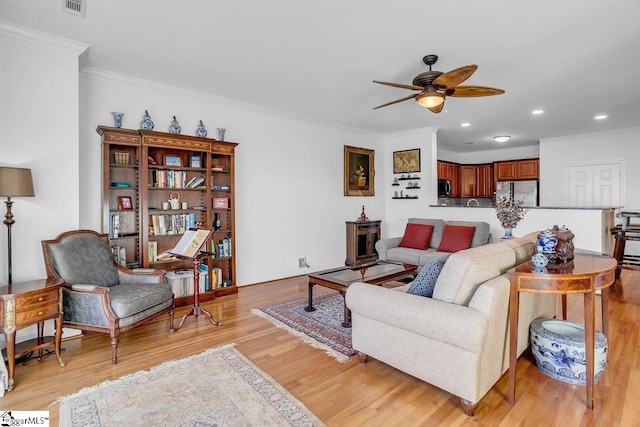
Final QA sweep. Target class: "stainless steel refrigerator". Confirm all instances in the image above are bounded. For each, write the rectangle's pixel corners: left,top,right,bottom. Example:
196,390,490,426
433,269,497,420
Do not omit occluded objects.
495,180,539,207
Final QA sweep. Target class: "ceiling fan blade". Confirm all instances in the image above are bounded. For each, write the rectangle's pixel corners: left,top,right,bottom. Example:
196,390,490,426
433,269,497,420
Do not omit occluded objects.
373,94,417,110
427,102,445,114
373,80,424,91
449,85,505,97
433,65,478,89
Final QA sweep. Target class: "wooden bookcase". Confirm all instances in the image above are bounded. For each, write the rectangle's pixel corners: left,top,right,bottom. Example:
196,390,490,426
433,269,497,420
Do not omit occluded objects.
98,126,238,306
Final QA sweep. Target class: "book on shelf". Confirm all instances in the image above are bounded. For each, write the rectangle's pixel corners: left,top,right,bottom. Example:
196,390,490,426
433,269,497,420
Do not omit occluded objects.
109,214,120,238
148,241,158,262
169,228,213,259
165,269,208,297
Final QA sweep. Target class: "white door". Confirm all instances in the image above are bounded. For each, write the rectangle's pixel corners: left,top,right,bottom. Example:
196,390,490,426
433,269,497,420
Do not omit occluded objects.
569,162,622,207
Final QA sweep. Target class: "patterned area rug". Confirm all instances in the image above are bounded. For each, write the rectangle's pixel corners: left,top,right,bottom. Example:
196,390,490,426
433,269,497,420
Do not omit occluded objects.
55,343,324,426
251,292,354,362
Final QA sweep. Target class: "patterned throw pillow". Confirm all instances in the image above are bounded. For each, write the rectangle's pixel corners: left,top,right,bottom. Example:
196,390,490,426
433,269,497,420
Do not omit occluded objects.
406,254,451,297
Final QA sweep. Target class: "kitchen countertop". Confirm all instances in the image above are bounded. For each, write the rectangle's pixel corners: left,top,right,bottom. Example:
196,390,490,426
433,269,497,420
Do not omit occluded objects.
429,205,621,210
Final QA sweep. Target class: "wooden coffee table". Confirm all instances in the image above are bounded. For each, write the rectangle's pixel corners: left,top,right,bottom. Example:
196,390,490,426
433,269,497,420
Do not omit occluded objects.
306,261,417,327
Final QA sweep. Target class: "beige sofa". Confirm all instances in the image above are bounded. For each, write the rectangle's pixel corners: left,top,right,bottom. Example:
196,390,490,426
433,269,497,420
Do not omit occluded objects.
346,233,557,415
375,218,491,266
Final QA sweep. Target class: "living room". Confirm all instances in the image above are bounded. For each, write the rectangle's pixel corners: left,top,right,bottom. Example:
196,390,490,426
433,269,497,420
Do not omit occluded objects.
1,1,640,425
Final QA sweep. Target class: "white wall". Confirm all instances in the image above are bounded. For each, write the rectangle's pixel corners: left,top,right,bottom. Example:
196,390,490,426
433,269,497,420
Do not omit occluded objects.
79,69,386,285
0,22,87,283
540,128,640,208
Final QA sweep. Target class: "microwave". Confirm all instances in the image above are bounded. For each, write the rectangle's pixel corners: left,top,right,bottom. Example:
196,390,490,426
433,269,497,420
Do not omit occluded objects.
438,179,452,197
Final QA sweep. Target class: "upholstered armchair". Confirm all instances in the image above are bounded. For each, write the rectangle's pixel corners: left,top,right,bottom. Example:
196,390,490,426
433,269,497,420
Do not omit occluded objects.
41,229,174,364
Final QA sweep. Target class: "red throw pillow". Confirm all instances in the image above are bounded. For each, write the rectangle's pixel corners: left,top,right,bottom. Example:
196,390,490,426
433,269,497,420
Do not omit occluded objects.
437,225,476,253
398,223,434,250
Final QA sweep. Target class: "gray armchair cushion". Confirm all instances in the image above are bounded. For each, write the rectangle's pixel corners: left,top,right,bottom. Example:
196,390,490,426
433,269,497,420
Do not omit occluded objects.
48,234,119,286
108,283,174,318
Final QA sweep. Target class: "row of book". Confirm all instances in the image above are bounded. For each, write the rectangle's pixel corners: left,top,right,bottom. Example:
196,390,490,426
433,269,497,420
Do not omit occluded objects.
212,237,232,258
149,213,197,236
151,170,205,189
111,245,127,267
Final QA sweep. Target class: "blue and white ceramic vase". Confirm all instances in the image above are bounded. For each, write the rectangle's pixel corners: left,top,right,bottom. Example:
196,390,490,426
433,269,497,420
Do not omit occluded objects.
111,112,124,128
538,229,558,253
169,116,181,134
501,226,514,240
530,319,608,386
140,110,154,131
216,128,226,141
196,120,208,137
531,252,549,268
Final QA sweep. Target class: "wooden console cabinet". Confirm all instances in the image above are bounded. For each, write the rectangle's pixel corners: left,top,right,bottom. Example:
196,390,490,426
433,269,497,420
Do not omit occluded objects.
0,279,66,391
98,126,238,306
345,220,381,265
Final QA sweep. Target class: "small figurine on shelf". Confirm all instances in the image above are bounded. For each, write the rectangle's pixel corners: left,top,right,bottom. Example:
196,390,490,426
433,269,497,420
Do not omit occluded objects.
358,205,368,222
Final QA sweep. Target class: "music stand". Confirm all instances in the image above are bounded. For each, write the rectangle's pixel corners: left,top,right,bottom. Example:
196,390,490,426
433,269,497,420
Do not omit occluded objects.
169,229,222,331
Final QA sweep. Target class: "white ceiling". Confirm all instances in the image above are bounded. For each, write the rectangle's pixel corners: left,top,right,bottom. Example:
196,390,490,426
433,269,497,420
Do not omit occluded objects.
2,0,639,152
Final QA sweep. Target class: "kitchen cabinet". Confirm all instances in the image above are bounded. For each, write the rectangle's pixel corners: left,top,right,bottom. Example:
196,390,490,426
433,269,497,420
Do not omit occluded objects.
461,164,494,197
495,159,539,181
437,161,460,197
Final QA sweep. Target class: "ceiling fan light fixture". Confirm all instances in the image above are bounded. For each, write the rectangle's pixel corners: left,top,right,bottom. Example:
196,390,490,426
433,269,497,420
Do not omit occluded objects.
494,135,511,143
416,92,445,109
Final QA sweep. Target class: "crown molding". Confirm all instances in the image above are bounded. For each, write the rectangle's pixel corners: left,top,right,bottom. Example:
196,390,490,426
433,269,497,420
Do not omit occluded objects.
0,20,89,57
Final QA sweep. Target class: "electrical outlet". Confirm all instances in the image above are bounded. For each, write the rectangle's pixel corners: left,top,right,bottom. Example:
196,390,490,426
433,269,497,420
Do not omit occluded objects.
298,257,307,268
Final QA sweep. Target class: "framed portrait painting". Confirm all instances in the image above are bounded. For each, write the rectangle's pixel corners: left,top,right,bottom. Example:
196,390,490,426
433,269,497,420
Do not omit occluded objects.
393,148,421,174
344,145,375,196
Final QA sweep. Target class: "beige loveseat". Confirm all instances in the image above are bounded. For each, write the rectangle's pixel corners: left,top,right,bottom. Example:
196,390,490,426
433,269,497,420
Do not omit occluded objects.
375,218,491,266
346,233,557,415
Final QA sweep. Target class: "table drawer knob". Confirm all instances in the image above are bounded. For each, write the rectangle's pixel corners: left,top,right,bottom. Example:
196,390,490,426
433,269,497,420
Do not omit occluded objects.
39,297,44,301
38,311,43,316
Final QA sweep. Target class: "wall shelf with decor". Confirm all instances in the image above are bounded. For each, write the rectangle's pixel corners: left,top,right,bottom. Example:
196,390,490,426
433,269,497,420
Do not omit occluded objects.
98,126,238,306
391,196,419,200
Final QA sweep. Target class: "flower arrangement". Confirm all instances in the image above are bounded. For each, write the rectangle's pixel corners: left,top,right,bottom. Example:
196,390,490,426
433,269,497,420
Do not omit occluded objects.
493,195,529,228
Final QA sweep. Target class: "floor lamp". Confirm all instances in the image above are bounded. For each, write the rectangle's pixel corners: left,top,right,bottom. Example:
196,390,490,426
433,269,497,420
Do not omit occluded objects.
0,167,35,284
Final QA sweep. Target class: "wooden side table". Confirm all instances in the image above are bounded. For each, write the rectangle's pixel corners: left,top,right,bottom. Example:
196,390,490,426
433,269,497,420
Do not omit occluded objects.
0,278,66,391
506,253,616,409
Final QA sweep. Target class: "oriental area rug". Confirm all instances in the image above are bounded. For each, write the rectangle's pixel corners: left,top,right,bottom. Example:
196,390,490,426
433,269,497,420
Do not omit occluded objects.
251,292,355,363
55,343,324,426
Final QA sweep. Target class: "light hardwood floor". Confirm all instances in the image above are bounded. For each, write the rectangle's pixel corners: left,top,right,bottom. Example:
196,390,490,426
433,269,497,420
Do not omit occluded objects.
2,270,639,426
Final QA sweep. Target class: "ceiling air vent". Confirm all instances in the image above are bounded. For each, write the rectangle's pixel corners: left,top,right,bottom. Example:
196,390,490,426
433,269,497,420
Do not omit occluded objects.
62,0,86,18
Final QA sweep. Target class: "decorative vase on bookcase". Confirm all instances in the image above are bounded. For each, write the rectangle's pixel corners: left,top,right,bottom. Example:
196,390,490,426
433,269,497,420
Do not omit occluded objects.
213,212,222,231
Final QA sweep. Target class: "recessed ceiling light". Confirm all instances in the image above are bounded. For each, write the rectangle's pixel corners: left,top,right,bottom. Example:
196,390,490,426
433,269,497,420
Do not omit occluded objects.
466,141,475,144
532,109,544,115
494,135,511,143
595,114,608,120
461,122,471,127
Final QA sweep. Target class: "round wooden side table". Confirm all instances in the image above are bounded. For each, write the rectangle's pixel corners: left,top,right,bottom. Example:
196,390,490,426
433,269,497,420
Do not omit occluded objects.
506,252,616,409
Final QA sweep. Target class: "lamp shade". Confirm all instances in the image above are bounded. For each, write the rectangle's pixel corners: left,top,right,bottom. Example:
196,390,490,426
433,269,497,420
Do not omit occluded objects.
0,167,35,197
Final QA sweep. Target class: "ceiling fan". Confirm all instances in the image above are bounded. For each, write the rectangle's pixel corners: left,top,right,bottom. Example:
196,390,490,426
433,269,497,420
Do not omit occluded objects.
373,54,505,113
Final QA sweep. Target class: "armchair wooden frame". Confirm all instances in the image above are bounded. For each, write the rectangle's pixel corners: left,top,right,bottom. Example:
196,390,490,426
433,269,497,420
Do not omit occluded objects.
41,229,175,364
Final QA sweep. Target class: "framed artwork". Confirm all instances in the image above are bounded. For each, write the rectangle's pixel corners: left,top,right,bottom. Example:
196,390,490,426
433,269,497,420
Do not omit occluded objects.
344,145,375,196
189,154,202,168
213,197,229,209
163,154,182,167
393,148,421,174
118,196,133,210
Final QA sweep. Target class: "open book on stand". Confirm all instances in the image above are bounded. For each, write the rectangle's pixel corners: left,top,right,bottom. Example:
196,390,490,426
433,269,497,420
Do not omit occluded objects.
157,228,212,260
